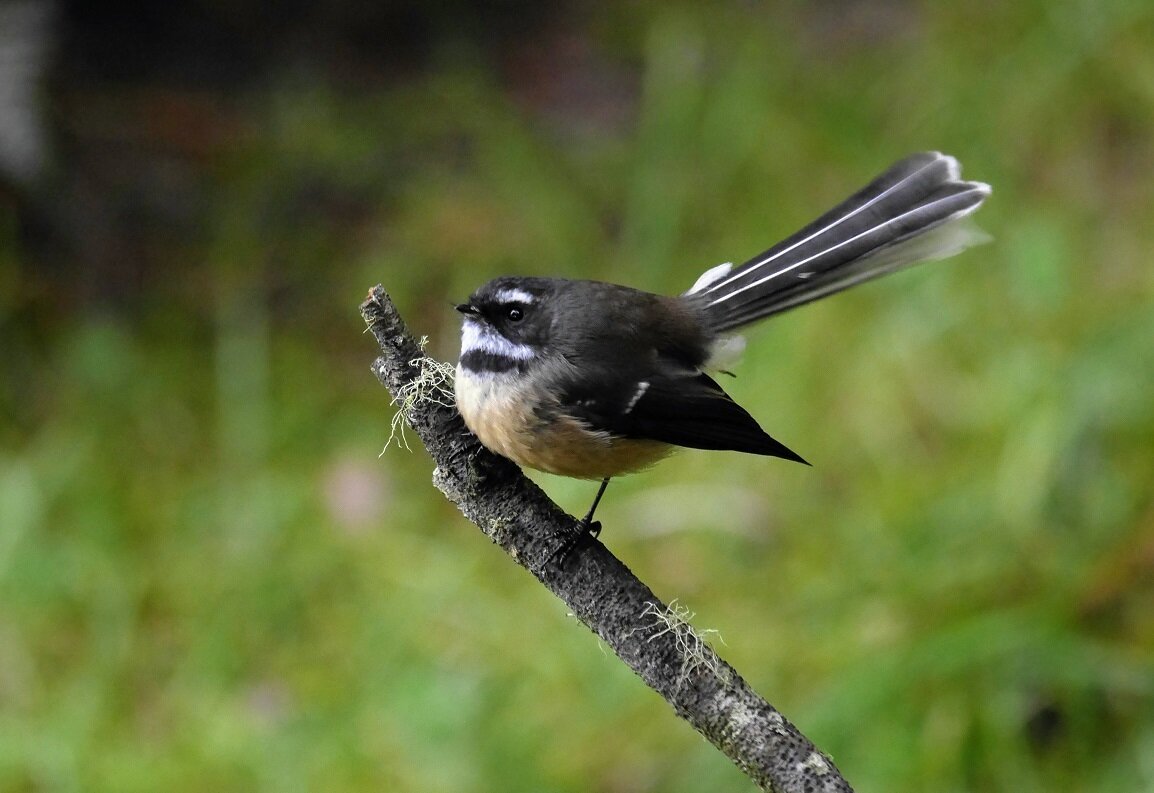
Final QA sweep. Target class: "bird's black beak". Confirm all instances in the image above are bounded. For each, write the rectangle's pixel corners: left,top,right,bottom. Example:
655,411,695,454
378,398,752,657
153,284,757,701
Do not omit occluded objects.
455,303,480,316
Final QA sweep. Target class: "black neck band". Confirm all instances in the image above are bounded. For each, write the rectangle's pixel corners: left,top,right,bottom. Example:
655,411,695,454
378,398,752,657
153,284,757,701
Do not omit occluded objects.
460,350,532,374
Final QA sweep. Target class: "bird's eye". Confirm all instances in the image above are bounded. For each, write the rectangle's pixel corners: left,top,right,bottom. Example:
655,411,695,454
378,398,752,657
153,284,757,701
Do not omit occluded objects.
506,306,524,322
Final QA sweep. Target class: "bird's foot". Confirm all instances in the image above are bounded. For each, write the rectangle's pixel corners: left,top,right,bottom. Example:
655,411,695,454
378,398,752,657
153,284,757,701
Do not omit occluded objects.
549,516,601,569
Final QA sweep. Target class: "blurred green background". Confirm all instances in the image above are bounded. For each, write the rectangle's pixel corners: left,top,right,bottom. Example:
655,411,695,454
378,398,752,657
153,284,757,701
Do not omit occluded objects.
2,1,1153,791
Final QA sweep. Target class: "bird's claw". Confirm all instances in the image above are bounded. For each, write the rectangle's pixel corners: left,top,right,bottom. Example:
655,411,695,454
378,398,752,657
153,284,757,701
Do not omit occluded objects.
549,516,601,569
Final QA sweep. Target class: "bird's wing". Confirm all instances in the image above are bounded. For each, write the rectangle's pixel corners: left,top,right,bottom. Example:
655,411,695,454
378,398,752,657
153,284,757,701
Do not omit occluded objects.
562,369,807,463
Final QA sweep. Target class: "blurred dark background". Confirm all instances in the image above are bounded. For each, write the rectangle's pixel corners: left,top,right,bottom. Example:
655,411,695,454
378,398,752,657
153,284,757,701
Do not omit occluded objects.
2,1,1152,791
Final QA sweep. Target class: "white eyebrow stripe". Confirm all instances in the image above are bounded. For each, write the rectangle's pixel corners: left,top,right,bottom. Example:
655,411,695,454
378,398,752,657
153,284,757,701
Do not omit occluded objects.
460,320,535,360
701,154,952,296
493,288,536,304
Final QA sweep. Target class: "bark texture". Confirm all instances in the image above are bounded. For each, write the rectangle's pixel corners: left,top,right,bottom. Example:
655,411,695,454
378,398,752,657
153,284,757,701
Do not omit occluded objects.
361,285,853,793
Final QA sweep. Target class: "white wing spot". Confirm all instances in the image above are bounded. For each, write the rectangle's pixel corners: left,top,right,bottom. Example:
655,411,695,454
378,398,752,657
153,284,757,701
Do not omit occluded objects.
624,381,650,414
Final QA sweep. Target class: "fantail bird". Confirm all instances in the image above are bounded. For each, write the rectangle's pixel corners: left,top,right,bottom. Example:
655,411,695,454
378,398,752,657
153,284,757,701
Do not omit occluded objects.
454,152,990,534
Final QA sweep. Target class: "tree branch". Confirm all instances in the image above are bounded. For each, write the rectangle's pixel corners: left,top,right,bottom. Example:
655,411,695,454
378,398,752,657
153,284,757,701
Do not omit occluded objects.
361,285,854,793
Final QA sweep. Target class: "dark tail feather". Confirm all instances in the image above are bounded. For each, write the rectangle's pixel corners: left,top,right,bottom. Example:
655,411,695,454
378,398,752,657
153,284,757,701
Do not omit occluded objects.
689,152,991,334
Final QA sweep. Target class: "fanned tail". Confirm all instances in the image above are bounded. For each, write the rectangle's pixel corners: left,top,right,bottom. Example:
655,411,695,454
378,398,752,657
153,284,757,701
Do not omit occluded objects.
689,152,991,334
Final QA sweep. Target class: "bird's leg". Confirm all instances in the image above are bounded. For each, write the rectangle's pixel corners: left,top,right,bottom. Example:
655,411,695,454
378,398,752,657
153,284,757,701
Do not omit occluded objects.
550,477,612,568
580,477,611,537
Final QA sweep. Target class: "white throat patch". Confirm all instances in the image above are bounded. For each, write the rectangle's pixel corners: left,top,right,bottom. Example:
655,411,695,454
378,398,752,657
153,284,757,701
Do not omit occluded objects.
460,319,535,361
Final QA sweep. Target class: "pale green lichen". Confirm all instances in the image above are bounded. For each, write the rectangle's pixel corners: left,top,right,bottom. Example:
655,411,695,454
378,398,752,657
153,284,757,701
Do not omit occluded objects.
381,338,456,454
640,599,731,688
798,751,833,775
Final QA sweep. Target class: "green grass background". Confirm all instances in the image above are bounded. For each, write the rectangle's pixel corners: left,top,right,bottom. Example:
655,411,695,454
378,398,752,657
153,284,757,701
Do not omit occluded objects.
3,2,1154,791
